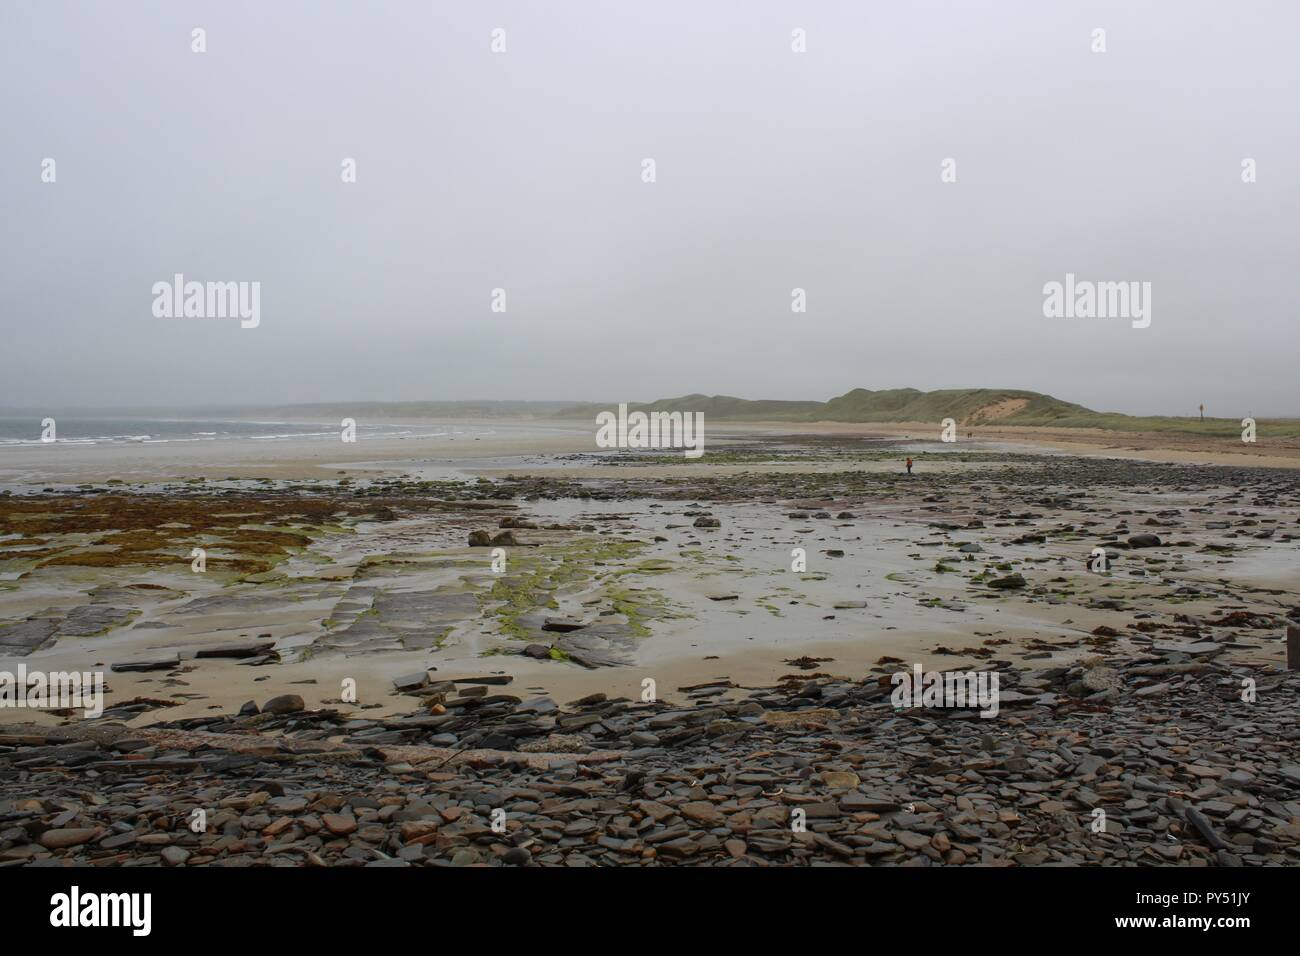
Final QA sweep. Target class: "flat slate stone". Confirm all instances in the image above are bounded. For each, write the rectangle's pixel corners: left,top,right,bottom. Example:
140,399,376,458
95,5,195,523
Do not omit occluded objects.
195,642,276,659
110,656,179,672
0,618,60,655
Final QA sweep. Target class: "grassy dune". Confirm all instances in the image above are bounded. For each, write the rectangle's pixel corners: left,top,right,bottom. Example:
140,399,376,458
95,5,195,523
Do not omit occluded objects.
555,388,1300,437
102,390,1300,439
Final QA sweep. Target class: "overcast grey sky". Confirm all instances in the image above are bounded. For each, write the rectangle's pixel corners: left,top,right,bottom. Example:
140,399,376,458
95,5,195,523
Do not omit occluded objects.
2,1,1297,416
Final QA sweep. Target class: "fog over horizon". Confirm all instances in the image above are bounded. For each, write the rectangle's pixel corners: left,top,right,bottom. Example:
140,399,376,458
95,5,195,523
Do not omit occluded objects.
3,1,1297,417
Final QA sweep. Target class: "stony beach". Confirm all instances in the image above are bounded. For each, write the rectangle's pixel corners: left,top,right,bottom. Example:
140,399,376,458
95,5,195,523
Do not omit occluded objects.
2,424,1298,866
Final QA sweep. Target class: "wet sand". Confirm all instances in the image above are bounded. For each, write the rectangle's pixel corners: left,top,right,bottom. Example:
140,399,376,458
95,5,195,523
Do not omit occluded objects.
3,420,1296,729
5,415,1299,488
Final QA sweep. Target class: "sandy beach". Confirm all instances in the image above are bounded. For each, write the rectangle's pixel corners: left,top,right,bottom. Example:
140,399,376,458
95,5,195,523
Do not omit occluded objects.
3,417,1297,722
4,416,1299,870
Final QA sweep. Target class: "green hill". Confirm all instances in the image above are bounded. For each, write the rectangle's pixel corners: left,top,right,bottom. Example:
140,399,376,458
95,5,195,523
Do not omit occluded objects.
555,388,1300,437
818,387,1090,424
103,390,1298,439
556,387,1087,425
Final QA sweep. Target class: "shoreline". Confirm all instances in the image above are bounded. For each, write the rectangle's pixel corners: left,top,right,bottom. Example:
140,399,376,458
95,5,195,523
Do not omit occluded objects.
3,434,1297,728
2,418,1298,867
3,416,1298,489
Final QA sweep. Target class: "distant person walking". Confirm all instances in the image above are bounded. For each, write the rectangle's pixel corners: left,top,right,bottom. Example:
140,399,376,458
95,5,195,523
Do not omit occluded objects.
906,457,913,475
